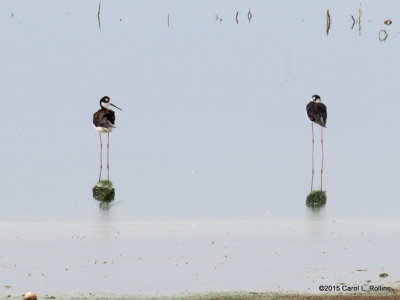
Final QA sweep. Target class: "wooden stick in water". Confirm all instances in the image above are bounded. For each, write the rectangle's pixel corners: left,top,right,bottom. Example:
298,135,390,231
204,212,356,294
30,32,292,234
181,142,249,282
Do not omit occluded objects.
97,0,102,31
326,9,331,36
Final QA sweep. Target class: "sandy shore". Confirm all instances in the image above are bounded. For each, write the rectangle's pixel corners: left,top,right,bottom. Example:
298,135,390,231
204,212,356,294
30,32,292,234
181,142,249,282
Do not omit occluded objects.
3,292,400,300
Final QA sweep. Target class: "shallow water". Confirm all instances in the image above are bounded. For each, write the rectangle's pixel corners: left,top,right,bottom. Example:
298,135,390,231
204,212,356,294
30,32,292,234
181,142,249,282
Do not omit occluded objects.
1,0,400,296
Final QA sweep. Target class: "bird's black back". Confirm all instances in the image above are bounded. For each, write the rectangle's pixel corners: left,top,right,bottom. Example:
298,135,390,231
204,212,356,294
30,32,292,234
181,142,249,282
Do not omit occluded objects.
93,108,116,129
306,102,327,127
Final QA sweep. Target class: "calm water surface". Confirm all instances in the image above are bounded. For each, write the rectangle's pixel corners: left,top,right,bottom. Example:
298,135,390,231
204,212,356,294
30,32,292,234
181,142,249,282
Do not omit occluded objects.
1,0,400,296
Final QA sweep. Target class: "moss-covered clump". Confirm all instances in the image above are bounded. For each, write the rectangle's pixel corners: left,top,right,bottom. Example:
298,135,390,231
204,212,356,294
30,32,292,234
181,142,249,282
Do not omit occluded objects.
306,190,327,207
92,180,115,203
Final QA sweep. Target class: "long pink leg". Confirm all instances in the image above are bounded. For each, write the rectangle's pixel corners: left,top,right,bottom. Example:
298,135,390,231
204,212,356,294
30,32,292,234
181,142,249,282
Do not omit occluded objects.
107,132,110,180
311,122,315,192
320,126,324,190
99,132,103,181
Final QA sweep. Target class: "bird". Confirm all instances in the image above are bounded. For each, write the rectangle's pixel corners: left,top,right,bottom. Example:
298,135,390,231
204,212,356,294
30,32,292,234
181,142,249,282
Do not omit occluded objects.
306,94,327,128
306,94,327,191
93,96,123,179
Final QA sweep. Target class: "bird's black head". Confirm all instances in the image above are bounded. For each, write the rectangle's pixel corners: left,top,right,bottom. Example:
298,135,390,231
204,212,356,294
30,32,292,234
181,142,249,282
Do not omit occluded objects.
100,96,111,108
311,94,321,102
99,96,123,111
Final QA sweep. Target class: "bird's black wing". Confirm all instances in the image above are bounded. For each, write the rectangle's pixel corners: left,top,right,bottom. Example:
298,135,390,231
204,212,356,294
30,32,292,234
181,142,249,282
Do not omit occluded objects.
316,102,327,127
306,102,315,121
93,109,116,129
306,102,327,127
104,110,116,127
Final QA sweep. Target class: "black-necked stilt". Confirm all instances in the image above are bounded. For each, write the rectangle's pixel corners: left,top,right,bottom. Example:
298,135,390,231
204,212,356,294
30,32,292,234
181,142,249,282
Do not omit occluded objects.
306,94,327,191
93,96,122,179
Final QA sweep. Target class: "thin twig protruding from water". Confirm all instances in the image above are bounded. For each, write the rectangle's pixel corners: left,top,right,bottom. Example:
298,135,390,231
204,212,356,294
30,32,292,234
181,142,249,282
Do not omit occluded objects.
351,15,356,29
167,14,170,27
236,11,239,24
97,0,102,31
248,9,253,23
350,5,362,35
379,29,388,41
326,9,331,35
358,4,362,36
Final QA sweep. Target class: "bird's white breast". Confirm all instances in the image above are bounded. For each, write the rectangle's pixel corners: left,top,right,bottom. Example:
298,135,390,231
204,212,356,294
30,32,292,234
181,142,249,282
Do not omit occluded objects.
93,125,111,133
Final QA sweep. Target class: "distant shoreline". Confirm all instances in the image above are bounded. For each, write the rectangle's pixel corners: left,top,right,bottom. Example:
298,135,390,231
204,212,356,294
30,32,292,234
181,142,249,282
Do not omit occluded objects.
3,291,400,300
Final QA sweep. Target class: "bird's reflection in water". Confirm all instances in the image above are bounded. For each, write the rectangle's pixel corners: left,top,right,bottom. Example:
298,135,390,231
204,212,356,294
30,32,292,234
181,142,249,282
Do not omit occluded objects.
92,180,115,210
306,190,327,209
307,205,325,213
305,192,327,237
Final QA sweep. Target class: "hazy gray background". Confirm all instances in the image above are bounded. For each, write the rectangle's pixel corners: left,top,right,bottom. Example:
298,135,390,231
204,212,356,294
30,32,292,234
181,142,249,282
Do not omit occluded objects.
1,0,400,295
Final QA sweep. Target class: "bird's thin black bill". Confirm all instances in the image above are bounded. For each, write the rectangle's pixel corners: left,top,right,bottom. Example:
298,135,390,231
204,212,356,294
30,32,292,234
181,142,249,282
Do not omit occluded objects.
111,103,123,111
